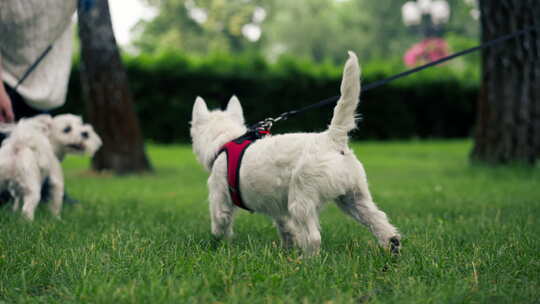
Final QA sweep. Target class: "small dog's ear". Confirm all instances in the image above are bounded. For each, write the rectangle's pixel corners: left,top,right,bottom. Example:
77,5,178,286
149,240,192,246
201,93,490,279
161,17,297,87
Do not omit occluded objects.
192,97,209,122
33,114,53,130
226,95,244,124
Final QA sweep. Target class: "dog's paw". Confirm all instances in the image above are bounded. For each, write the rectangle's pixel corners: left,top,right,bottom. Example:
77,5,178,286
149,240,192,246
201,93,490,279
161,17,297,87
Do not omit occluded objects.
389,236,401,255
22,212,35,221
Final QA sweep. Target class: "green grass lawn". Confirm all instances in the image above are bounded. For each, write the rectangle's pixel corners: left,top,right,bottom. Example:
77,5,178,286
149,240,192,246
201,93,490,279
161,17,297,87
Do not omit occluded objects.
1,140,539,303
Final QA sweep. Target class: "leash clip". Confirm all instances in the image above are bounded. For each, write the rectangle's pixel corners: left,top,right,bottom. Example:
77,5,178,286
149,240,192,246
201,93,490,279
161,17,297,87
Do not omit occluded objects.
255,110,296,132
259,118,274,131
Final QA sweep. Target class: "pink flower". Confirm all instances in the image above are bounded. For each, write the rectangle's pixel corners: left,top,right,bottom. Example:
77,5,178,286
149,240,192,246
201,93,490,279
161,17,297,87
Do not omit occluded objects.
404,38,450,67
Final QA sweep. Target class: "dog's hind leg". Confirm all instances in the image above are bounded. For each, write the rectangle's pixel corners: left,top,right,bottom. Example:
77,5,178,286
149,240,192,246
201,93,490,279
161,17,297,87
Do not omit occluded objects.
288,186,322,256
290,211,321,257
336,184,401,254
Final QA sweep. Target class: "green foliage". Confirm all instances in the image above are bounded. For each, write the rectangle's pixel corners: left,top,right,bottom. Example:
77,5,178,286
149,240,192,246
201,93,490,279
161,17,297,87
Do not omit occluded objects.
263,0,413,64
63,52,479,143
445,0,480,38
1,141,539,303
134,0,480,64
445,32,482,68
135,0,269,55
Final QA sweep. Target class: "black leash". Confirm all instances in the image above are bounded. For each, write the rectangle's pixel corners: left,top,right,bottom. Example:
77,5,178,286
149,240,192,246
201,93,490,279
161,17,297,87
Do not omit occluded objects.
250,25,539,131
13,2,96,91
12,6,88,92
13,45,54,91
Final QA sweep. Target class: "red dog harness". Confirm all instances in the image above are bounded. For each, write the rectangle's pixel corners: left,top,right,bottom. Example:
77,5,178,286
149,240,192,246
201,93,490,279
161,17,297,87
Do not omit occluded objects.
215,130,270,211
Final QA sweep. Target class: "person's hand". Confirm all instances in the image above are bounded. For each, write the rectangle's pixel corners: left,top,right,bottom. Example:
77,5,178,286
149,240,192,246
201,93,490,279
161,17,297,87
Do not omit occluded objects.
0,85,14,122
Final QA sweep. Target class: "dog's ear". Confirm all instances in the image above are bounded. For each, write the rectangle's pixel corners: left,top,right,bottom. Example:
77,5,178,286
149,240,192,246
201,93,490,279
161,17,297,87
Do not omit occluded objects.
192,97,210,122
20,114,53,135
33,114,54,130
226,95,244,124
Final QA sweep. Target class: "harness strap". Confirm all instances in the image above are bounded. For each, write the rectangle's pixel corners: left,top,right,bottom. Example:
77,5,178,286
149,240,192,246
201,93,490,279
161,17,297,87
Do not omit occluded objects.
219,139,253,211
213,129,270,211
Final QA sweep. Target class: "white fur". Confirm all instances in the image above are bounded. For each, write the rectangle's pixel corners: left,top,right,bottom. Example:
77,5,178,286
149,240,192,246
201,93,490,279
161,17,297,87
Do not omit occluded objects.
0,114,102,221
191,52,401,256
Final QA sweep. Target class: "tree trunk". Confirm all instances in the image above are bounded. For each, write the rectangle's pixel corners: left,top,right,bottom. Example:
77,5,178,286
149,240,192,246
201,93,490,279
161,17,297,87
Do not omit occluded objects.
78,0,152,174
472,0,540,165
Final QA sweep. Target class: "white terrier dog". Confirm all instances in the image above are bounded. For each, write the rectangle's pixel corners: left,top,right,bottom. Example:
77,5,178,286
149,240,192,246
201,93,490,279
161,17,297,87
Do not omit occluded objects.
0,114,102,220
47,114,102,160
190,52,401,256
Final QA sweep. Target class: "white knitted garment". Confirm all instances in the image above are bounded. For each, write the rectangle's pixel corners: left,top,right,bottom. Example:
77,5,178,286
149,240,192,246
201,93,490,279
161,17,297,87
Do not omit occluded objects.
0,0,76,110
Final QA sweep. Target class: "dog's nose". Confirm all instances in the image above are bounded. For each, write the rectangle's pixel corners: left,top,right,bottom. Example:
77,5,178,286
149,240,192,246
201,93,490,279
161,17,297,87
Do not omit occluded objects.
81,131,89,139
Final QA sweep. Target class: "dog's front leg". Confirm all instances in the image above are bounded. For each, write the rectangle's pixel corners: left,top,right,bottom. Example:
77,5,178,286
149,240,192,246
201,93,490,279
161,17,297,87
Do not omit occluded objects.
47,163,64,219
12,199,20,212
274,218,295,249
10,191,20,212
208,174,236,240
209,191,235,240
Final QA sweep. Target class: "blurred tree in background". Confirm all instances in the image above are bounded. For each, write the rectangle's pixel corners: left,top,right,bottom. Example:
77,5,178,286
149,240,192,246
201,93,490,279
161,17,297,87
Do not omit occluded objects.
79,0,153,174
134,0,480,65
472,0,539,165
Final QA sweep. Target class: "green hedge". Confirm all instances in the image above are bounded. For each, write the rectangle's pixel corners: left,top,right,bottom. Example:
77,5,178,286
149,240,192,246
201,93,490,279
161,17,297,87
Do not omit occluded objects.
62,52,479,142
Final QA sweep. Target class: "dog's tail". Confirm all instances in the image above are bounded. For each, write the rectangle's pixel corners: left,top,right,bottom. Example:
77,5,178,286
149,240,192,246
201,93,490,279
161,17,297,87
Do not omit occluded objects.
328,51,361,147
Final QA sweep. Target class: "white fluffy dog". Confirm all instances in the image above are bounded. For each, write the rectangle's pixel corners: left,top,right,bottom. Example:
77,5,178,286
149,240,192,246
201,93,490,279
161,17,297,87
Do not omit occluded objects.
190,52,401,256
0,114,102,220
